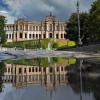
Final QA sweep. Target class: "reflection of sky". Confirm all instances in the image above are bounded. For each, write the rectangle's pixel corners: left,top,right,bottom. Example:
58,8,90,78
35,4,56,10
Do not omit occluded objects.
0,84,14,100
0,84,94,100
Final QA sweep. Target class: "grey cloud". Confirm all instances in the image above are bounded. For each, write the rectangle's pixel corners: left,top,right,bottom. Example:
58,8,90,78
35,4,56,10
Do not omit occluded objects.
2,0,94,22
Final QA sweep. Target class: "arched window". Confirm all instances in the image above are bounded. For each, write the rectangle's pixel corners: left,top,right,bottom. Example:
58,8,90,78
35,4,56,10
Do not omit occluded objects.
25,25,28,31
61,34,63,38
33,26,35,31
56,34,59,39
36,26,38,31
49,33,52,38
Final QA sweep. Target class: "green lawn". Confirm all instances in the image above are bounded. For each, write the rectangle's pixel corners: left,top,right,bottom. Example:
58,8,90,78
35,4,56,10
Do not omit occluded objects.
3,39,76,49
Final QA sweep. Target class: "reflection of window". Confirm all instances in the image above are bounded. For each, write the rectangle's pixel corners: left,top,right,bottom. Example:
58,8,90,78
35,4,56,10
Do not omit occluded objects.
49,67,52,73
39,67,41,72
32,67,34,72
61,67,63,71
9,34,11,39
8,68,10,73
19,68,22,74
57,67,59,72
24,68,26,73
29,68,31,72
43,68,46,72
36,68,38,72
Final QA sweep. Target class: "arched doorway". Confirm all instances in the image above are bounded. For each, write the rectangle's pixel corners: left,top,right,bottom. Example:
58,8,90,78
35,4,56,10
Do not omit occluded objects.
49,33,53,38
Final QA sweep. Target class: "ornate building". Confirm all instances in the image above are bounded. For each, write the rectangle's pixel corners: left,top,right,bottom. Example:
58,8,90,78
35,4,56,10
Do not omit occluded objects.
4,13,67,42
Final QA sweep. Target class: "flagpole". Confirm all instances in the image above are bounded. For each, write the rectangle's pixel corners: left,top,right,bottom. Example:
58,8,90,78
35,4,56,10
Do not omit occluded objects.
77,0,82,46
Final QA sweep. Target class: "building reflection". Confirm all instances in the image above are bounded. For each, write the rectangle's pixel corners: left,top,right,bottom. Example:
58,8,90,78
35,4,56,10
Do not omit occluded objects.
1,58,100,100
3,62,69,89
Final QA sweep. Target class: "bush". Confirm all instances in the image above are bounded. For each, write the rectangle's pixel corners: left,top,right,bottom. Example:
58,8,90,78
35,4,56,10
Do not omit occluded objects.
67,41,76,47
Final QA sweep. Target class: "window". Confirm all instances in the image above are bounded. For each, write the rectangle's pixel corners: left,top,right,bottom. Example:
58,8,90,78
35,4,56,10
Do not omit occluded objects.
29,34,31,38
43,34,46,38
56,25,59,31
29,25,32,31
39,26,41,31
33,34,35,38
7,34,8,39
20,25,23,30
33,26,35,31
36,26,38,31
56,34,59,39
36,34,38,38
61,25,63,31
61,34,63,38
25,25,28,31
49,33,52,38
9,34,11,39
64,34,66,39
19,33,23,38
25,33,27,38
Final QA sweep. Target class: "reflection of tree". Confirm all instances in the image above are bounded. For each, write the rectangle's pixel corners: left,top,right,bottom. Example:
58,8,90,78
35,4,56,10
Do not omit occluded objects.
68,59,100,100
0,61,5,92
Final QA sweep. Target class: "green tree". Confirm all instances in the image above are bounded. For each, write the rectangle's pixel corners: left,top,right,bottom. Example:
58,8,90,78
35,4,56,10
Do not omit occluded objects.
88,0,100,43
0,16,7,44
67,13,89,44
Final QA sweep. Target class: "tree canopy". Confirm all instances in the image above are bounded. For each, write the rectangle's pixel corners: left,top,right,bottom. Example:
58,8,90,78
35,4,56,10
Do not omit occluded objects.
0,16,7,44
67,0,100,45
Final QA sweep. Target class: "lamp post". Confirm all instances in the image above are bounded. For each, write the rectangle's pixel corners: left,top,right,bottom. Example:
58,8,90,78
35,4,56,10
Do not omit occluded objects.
77,0,82,46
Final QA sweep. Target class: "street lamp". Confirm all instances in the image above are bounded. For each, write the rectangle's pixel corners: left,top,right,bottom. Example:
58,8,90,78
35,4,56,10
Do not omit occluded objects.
77,0,82,46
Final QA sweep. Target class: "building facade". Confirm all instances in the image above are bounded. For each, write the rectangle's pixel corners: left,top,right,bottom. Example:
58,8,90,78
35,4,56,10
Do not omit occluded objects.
5,13,67,42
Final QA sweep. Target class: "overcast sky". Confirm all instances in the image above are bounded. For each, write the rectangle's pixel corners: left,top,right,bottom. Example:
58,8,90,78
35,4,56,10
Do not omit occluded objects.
0,0,95,23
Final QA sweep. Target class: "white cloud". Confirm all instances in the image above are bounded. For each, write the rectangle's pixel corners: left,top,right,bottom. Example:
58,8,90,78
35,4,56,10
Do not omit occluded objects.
0,10,16,24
